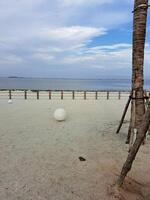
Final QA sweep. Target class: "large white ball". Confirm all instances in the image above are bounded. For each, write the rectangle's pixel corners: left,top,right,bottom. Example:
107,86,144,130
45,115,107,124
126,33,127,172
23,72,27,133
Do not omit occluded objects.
54,108,66,121
8,99,12,104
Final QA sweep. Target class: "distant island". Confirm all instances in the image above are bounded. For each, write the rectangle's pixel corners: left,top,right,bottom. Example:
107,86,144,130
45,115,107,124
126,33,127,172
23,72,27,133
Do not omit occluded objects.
8,76,24,78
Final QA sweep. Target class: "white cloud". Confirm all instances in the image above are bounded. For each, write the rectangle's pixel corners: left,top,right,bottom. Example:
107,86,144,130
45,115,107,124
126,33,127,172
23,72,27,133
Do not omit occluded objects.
60,43,132,70
40,26,106,41
33,53,54,62
1,0,146,78
0,55,24,65
0,0,45,20
59,0,114,7
59,0,132,8
63,55,95,64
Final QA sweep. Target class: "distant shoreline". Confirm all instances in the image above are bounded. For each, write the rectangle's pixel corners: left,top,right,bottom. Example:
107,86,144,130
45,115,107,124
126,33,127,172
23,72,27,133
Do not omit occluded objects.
0,76,132,80
0,76,148,80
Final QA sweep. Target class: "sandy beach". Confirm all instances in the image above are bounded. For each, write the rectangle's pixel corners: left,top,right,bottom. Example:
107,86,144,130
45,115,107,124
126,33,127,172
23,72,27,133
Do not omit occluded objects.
0,99,150,200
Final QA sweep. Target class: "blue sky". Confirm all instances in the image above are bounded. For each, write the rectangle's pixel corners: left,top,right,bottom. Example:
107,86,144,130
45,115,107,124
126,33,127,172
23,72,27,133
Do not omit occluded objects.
0,0,150,78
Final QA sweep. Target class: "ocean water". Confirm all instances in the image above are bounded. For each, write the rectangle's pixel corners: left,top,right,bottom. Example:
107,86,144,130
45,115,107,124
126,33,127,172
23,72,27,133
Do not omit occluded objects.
0,77,150,91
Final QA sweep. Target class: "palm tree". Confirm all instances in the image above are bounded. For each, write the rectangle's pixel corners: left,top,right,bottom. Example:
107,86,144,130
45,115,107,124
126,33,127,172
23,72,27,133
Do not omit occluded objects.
117,0,149,186
131,0,148,130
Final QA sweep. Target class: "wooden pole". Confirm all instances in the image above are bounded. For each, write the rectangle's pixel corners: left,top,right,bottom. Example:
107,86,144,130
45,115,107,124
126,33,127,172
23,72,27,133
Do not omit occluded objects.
72,91,75,100
116,95,131,134
95,91,98,100
118,91,121,100
129,90,136,151
144,90,149,109
9,90,12,99
49,91,51,100
84,91,86,100
24,90,27,100
61,91,63,100
37,91,39,100
148,93,150,135
107,91,109,100
117,102,150,187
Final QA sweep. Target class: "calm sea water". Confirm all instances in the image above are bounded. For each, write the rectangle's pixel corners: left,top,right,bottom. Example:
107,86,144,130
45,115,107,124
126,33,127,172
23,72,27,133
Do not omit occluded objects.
0,77,150,91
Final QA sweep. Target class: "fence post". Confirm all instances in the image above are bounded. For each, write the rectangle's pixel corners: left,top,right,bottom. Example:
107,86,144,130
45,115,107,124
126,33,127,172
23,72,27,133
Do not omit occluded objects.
118,91,121,100
37,91,39,100
107,91,109,100
24,90,27,100
9,90,12,99
95,91,98,100
61,91,63,100
49,91,51,100
72,91,75,100
84,91,86,100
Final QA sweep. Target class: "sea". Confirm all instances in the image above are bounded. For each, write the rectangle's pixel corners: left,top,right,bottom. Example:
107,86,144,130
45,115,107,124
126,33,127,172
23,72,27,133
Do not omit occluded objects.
0,77,150,91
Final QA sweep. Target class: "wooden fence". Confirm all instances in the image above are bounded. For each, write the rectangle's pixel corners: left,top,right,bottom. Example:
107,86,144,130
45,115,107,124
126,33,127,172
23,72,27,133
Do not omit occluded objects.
0,90,136,100
0,90,150,100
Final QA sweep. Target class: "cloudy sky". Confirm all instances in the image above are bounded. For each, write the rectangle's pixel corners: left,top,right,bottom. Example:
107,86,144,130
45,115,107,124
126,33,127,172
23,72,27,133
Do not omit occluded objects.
0,0,150,78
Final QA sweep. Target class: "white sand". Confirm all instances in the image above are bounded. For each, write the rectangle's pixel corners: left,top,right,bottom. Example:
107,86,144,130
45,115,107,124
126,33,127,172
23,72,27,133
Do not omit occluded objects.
0,99,150,200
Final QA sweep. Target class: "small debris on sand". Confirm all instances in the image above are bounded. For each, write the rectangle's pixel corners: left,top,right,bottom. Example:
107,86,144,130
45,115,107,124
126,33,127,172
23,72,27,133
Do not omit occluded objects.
79,156,86,161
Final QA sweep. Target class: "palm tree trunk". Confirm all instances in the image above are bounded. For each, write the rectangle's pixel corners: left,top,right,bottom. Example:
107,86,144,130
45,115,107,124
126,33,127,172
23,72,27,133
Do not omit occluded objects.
117,103,150,186
128,0,148,140
117,0,149,186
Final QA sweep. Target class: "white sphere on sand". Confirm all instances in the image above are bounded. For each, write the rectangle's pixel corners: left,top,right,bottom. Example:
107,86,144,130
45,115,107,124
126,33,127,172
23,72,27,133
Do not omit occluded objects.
8,99,12,104
54,108,66,121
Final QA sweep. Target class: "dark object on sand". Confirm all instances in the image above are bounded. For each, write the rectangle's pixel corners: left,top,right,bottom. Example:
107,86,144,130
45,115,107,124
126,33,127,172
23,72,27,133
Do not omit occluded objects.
79,157,86,161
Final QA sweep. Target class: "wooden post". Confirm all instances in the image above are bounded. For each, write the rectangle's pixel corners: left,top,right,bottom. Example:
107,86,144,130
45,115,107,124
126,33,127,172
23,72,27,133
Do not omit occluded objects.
107,91,109,100
118,91,121,100
37,91,39,100
24,90,27,100
49,91,51,100
147,93,150,136
129,90,136,150
72,91,75,100
9,90,12,99
117,102,150,187
95,91,98,100
116,95,132,134
144,90,149,109
84,91,86,100
61,90,63,100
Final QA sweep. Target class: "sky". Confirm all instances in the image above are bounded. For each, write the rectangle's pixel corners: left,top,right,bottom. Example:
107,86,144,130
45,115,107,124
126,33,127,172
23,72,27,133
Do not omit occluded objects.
0,0,150,79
